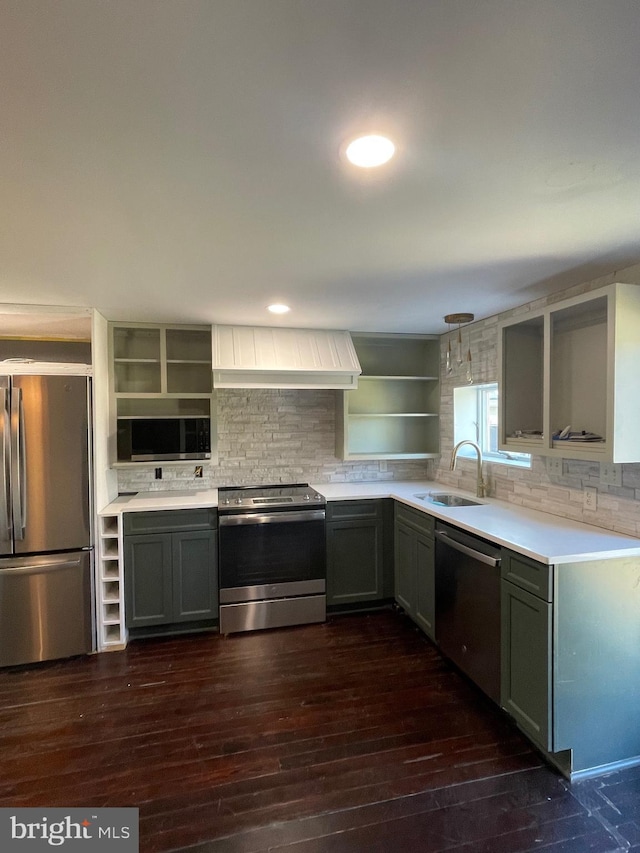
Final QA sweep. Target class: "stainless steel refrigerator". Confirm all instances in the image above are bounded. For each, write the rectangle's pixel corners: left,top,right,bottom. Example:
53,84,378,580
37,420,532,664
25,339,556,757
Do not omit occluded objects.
0,373,93,667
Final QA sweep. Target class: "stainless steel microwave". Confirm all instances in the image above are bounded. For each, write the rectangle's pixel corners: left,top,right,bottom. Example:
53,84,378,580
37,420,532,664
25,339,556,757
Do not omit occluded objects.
116,417,211,462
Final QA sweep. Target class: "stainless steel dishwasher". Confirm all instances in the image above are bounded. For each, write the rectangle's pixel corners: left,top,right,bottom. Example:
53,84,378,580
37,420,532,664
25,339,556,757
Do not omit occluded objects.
434,523,502,703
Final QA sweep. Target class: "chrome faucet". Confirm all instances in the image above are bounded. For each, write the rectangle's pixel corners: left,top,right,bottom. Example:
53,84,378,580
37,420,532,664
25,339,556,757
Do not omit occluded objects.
450,440,487,498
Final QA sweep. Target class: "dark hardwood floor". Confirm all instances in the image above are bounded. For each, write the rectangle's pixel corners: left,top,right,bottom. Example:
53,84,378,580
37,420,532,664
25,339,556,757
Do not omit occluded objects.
0,611,638,852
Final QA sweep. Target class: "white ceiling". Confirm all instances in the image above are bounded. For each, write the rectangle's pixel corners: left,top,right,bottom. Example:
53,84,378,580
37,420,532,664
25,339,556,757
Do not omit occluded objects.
2,0,640,335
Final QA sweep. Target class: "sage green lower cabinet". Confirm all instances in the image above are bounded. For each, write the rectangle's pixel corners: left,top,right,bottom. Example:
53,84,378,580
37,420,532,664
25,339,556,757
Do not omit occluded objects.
172,529,219,622
394,503,435,640
500,548,640,779
326,500,393,609
124,509,218,634
501,578,552,751
125,533,174,627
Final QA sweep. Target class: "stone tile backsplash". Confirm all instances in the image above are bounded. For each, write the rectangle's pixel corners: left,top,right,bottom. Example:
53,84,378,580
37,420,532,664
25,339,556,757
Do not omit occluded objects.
118,261,640,537
116,388,433,493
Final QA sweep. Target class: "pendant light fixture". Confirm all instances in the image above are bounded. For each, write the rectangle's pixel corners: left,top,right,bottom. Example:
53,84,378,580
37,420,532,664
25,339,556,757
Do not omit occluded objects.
444,313,475,382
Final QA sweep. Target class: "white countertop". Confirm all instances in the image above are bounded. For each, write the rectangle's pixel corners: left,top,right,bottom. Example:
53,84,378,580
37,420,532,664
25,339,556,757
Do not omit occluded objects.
314,481,640,565
101,488,218,513
100,481,640,565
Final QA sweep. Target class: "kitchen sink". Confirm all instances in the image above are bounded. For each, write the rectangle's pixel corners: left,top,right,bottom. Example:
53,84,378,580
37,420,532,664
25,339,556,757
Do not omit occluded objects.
414,492,484,507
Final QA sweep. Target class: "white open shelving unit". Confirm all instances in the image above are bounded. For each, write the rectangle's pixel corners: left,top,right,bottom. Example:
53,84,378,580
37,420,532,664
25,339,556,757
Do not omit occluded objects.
109,322,216,466
499,282,640,462
337,333,440,460
96,511,126,651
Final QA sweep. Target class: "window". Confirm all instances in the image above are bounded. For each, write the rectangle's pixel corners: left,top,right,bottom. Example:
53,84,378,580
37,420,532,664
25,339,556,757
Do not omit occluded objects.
453,383,531,468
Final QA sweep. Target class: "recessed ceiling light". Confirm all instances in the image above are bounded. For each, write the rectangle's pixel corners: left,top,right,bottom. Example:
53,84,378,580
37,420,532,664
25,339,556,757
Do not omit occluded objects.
267,303,290,314
345,134,395,168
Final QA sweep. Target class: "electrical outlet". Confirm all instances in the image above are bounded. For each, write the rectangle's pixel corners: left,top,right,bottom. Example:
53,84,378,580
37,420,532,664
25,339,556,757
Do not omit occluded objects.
546,457,563,476
194,465,203,478
600,462,622,487
379,461,388,473
583,486,597,511
154,467,162,480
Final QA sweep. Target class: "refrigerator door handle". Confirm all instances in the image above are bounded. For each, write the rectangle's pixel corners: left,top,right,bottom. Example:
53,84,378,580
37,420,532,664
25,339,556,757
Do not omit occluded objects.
11,387,26,541
1,387,10,540
0,557,81,577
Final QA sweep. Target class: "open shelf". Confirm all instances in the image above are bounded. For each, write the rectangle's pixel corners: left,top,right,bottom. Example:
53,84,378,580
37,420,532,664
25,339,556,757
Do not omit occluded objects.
96,513,127,650
109,322,216,465
338,336,440,461
499,283,640,461
500,313,544,443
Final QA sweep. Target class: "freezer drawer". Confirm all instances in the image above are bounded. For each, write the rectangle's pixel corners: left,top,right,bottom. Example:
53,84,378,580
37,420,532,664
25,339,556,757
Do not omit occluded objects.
0,550,93,667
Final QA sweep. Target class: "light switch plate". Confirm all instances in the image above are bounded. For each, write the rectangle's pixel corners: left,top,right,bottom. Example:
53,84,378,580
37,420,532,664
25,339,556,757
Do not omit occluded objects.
600,462,622,487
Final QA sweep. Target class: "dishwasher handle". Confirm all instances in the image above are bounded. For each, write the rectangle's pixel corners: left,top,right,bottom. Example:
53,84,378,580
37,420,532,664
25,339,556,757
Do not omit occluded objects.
435,529,501,568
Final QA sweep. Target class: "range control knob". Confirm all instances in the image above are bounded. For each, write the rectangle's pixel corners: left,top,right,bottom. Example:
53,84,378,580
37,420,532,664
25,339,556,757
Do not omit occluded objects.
222,497,230,505
235,498,243,504
303,493,311,501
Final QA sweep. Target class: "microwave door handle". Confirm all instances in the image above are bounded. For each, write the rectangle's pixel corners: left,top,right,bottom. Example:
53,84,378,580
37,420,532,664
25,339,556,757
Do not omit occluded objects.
1,387,10,540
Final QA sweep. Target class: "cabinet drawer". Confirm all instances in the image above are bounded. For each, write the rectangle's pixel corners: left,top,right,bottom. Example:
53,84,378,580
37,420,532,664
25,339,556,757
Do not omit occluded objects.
501,549,553,602
124,508,217,535
327,500,382,522
394,502,434,538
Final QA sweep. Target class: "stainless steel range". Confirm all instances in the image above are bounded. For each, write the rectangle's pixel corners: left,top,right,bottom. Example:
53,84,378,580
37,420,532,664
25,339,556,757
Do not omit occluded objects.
218,484,326,634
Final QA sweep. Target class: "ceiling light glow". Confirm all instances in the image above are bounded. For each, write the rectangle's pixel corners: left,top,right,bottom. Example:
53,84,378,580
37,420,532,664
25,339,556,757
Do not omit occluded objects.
345,135,395,168
267,303,290,314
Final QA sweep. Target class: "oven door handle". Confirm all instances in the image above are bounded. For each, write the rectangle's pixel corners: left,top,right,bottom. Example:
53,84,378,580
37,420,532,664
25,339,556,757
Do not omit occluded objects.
219,509,325,526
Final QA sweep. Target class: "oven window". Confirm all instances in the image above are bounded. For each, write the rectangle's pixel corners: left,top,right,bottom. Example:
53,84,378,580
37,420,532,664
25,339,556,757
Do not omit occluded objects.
219,518,325,588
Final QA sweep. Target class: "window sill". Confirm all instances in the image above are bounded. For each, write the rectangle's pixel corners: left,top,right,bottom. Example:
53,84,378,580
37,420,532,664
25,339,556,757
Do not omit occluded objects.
455,450,531,469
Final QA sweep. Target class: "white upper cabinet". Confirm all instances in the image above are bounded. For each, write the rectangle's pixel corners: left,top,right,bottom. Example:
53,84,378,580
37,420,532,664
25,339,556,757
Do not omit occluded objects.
212,325,361,389
108,322,215,465
499,283,640,462
336,333,440,460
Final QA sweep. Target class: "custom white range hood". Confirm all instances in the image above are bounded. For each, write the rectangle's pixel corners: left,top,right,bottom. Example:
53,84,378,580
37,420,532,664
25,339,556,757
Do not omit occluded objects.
212,325,361,389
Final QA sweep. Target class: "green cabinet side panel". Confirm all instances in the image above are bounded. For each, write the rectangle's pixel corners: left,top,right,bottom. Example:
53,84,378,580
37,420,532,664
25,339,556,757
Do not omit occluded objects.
172,530,218,621
124,533,173,628
501,579,552,751
553,557,640,773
